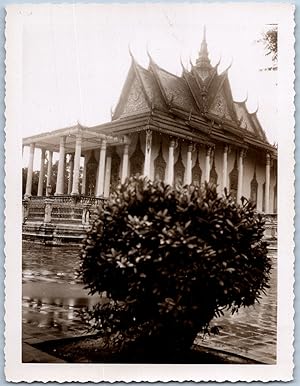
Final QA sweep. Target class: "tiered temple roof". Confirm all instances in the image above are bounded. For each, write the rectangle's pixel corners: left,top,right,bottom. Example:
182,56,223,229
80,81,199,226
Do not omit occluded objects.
112,29,270,151
23,29,275,155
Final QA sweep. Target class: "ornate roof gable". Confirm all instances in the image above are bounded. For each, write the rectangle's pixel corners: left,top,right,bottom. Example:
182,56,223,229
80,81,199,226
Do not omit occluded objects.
209,77,238,122
113,60,151,120
234,100,266,141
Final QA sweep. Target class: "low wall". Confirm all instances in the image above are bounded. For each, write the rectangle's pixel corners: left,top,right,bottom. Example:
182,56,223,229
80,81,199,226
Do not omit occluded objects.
22,196,278,246
22,195,103,245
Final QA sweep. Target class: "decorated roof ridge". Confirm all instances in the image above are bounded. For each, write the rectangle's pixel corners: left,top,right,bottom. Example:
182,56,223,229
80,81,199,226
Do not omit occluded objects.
148,56,184,81
232,96,268,142
146,54,200,113
131,59,153,109
205,69,231,108
181,70,204,113
133,59,169,112
219,57,233,76
180,56,188,73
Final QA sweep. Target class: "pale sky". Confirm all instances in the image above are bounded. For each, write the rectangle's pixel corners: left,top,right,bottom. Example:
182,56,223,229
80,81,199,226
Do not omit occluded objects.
18,4,278,166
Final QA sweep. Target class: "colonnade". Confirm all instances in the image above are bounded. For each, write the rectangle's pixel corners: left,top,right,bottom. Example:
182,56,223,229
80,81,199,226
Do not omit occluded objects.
23,133,273,212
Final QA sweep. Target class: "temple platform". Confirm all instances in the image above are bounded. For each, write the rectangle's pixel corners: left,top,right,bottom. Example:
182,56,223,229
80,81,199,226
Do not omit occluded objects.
22,195,103,244
22,195,277,246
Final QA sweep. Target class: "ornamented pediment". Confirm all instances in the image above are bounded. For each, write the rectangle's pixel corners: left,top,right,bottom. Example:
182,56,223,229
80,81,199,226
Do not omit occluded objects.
209,88,233,121
120,77,149,118
154,142,166,181
234,102,255,134
130,135,144,176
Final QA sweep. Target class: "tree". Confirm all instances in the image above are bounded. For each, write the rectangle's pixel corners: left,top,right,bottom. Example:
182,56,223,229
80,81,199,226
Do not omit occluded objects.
79,177,271,360
260,25,278,70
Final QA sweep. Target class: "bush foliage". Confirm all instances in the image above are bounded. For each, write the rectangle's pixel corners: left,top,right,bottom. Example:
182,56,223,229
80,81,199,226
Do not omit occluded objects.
79,177,271,354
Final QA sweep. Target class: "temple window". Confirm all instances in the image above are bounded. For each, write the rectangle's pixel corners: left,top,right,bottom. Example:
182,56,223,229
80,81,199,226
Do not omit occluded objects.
130,135,144,177
262,182,266,212
209,158,218,186
192,153,202,186
250,168,258,206
273,184,277,213
154,142,166,181
229,156,238,199
110,147,121,189
174,147,185,185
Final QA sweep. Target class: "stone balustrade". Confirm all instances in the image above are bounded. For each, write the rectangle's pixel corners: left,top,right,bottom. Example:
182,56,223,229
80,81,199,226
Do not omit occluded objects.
263,213,277,241
22,195,277,245
23,195,104,226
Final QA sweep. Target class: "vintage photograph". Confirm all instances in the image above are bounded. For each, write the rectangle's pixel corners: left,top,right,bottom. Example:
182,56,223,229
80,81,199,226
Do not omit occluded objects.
5,3,294,382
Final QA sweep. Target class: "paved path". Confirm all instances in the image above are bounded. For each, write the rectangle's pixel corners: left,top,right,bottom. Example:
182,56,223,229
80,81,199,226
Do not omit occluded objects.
22,243,277,364
195,257,277,364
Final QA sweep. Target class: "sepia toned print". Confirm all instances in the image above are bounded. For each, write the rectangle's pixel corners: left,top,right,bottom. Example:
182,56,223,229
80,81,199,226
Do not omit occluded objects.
5,3,294,382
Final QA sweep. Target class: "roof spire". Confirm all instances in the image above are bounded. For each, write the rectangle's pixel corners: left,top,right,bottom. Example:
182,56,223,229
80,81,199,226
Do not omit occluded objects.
195,25,211,69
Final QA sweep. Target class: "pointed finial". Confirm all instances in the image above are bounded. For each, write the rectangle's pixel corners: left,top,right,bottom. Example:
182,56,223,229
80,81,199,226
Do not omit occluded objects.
214,54,222,70
110,106,114,119
180,56,187,71
146,42,151,59
128,44,134,60
146,47,152,61
195,25,211,69
223,57,233,73
241,91,248,104
252,100,259,114
200,25,208,56
203,25,207,41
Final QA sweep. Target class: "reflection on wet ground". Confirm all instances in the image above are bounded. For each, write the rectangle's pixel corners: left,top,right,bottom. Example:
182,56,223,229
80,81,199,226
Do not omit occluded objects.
22,242,277,363
22,242,82,285
22,242,92,337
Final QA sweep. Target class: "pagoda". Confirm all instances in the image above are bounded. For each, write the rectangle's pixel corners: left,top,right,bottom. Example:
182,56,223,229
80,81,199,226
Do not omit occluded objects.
22,29,277,243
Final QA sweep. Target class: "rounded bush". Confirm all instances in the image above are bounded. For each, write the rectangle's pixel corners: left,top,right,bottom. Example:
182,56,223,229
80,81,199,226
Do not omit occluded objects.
79,177,271,356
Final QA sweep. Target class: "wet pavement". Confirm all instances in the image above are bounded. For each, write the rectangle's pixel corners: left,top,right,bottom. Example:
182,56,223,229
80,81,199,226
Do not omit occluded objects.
195,250,277,364
22,242,277,364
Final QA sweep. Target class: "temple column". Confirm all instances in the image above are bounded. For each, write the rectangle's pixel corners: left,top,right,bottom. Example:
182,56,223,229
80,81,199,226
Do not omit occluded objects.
205,146,212,182
265,153,271,213
81,155,87,195
222,145,229,193
71,133,82,195
25,143,35,197
96,140,107,197
121,143,129,183
104,150,112,197
55,136,66,195
184,144,193,185
143,130,152,178
46,150,53,196
37,149,46,196
166,139,175,185
237,149,245,203
67,155,74,194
